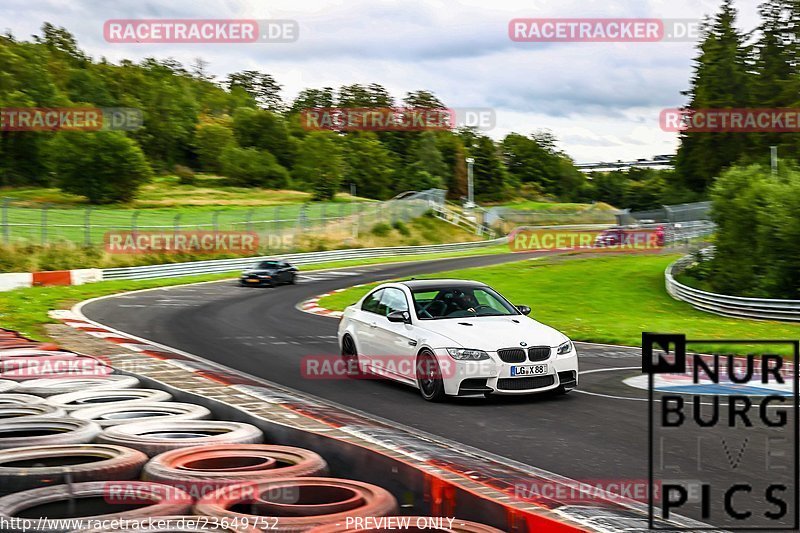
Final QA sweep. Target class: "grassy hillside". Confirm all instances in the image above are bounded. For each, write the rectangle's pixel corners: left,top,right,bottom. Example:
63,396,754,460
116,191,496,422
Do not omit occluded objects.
318,253,800,356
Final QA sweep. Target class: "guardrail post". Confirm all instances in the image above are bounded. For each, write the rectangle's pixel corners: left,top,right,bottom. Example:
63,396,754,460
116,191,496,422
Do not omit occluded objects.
212,210,220,234
1,198,10,245
173,213,182,240
41,203,50,245
273,206,280,235
131,211,140,236
84,206,92,246
246,209,254,233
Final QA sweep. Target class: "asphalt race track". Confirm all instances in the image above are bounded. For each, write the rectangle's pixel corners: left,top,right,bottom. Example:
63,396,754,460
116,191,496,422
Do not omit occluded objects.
82,253,796,526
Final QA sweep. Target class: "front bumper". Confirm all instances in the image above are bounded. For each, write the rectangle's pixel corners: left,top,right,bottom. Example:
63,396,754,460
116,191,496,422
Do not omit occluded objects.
240,276,273,286
433,347,579,396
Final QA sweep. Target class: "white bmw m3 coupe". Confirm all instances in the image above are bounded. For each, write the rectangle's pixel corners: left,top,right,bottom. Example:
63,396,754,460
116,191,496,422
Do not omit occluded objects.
337,279,579,401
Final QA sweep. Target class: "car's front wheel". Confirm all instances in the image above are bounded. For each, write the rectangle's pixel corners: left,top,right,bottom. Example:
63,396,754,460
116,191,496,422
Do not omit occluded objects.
341,335,360,378
416,350,445,402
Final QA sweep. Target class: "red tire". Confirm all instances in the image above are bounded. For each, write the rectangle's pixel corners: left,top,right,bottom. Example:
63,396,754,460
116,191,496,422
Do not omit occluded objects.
307,517,505,532
0,481,193,532
194,477,397,532
144,445,328,499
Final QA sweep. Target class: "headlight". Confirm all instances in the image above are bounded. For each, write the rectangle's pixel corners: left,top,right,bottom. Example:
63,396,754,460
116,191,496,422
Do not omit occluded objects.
446,348,489,361
557,340,573,355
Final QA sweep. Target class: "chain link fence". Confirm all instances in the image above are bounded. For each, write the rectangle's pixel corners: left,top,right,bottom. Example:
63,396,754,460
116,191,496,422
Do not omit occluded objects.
0,189,449,249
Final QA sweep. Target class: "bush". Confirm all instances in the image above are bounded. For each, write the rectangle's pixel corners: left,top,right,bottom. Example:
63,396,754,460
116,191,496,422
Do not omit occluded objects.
392,221,410,236
709,164,800,298
220,146,290,188
46,131,153,204
371,223,392,237
174,165,195,185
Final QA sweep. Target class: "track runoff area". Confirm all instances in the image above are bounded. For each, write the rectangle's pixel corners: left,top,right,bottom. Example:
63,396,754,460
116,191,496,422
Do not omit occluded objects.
79,248,799,531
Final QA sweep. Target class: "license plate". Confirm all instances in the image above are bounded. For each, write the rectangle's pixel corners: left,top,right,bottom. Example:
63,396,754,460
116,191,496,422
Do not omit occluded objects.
511,364,548,376
246,279,260,283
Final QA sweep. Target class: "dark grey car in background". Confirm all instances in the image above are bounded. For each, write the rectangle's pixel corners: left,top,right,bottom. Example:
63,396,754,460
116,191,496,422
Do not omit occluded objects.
240,260,298,287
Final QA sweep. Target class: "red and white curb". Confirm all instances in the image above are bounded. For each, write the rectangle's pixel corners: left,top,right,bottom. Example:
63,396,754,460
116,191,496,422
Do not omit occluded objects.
297,285,367,318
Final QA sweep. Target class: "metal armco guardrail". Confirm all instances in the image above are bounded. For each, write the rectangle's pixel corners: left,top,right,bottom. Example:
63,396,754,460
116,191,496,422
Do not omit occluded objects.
666,251,800,322
103,220,715,282
101,238,507,281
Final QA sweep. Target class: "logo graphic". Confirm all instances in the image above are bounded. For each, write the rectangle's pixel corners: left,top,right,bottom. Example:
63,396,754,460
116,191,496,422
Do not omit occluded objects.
643,332,686,374
520,342,528,347
645,334,799,530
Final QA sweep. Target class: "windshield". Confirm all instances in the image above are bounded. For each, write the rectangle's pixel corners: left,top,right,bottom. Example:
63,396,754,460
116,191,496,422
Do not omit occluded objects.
254,261,280,269
411,286,519,320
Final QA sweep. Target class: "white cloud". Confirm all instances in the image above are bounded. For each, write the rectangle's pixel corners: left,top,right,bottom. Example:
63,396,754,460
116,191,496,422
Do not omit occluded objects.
1,0,764,161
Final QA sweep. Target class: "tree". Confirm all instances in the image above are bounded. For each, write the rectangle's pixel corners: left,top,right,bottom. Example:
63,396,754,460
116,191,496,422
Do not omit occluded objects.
46,131,152,204
232,107,296,168
342,133,397,199
227,70,283,111
220,146,290,188
435,134,468,198
194,121,235,173
403,90,445,109
470,135,508,201
674,1,754,191
290,88,335,113
293,133,344,200
407,131,447,189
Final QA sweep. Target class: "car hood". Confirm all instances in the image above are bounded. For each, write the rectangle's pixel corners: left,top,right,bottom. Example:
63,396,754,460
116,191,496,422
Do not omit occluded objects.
417,315,568,350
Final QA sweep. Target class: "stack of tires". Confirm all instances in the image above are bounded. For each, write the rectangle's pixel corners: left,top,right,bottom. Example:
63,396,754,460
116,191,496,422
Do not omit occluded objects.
0,329,503,532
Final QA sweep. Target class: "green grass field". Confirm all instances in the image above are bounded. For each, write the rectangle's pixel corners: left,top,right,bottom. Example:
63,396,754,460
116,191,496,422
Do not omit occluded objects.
495,200,613,212
318,253,800,355
0,244,509,340
0,176,374,245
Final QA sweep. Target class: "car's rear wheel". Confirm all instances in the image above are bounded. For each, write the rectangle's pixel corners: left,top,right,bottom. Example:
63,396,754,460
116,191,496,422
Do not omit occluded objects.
341,335,360,377
289,273,297,284
416,350,445,402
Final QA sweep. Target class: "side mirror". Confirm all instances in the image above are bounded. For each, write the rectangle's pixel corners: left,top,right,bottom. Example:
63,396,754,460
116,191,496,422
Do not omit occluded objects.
516,305,531,315
387,310,411,324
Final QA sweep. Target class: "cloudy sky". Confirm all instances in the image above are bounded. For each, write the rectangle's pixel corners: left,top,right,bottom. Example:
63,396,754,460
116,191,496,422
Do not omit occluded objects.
1,0,763,162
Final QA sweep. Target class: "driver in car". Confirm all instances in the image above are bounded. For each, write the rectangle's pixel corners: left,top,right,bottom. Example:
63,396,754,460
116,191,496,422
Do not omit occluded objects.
450,289,479,315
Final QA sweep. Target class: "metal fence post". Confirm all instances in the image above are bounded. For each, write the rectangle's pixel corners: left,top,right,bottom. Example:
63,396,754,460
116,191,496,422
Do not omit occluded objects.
246,209,254,233
131,211,140,235
212,211,220,234
41,204,50,245
84,207,92,246
173,213,182,240
1,198,10,245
